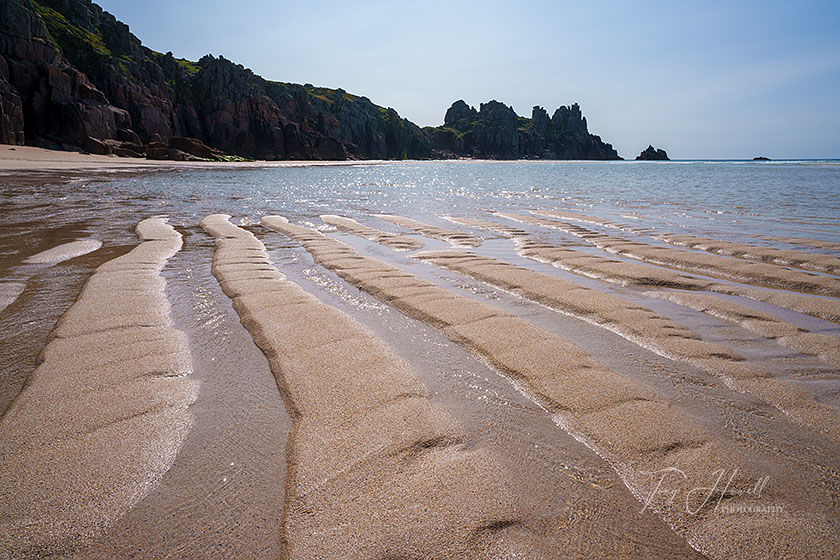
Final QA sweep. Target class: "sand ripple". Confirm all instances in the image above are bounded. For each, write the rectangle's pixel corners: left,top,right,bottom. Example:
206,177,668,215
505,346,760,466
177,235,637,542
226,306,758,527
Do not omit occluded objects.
23,238,102,265
657,233,840,275
321,214,423,250
0,218,196,558
263,216,840,559
204,214,548,559
0,281,25,314
501,212,840,297
376,214,483,247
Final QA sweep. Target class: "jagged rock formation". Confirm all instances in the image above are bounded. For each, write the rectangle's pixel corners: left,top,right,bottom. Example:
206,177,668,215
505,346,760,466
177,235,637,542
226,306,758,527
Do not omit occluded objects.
0,0,622,161
426,100,621,160
635,145,669,160
0,0,431,160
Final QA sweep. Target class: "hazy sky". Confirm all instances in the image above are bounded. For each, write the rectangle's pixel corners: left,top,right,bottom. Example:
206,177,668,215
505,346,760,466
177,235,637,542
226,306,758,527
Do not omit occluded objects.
95,0,840,159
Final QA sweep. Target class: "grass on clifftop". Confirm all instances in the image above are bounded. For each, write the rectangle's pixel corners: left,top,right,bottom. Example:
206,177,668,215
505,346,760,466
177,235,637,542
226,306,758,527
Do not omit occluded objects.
32,2,112,59
174,57,200,76
306,85,358,104
271,82,360,106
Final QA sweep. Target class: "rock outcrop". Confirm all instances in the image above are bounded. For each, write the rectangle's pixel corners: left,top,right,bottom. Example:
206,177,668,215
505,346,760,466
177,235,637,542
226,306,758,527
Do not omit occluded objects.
426,100,621,160
0,0,130,148
635,145,669,160
0,0,430,160
0,0,621,161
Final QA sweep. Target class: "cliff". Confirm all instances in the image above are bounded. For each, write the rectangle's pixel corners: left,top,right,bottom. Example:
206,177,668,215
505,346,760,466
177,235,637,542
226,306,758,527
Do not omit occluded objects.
0,0,621,161
0,0,431,160
426,100,621,160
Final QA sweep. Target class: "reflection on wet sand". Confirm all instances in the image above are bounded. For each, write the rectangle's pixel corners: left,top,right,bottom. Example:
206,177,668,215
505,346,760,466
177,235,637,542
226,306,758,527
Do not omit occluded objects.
499,212,840,297
1,165,839,559
264,215,840,559
321,214,423,250
0,219,197,558
204,215,554,558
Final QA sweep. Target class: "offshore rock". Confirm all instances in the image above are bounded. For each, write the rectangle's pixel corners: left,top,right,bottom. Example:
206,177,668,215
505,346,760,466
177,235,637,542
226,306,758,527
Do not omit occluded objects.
635,145,669,160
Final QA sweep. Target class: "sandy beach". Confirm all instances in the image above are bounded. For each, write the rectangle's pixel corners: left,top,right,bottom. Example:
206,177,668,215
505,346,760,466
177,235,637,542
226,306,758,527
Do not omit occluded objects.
0,152,838,559
0,146,400,174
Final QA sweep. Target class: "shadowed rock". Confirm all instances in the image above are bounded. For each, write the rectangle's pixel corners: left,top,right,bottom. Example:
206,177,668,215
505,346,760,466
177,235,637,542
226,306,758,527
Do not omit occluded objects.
428,100,622,160
636,145,669,160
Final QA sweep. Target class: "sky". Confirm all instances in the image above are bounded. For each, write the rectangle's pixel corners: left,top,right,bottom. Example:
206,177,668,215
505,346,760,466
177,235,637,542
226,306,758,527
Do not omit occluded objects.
94,0,840,159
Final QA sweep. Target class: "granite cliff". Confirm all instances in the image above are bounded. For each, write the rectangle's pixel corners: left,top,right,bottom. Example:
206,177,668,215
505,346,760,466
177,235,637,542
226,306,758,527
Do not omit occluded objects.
427,100,621,160
0,0,431,160
0,0,621,161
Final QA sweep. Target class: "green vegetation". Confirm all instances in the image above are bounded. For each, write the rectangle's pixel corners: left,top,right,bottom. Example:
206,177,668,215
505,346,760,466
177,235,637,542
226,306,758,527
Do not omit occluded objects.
33,2,112,59
425,125,467,140
213,154,254,163
271,82,360,107
147,51,199,75
306,85,358,104
174,57,200,76
443,126,464,138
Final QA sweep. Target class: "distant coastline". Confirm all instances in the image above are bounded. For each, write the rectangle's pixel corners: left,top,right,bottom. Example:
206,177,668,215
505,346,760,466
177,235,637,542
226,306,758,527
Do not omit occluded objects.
2,0,620,163
2,145,836,174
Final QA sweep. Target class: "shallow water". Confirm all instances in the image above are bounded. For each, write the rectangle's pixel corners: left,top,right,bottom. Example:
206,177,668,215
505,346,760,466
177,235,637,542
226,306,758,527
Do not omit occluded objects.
2,160,838,242
1,160,839,558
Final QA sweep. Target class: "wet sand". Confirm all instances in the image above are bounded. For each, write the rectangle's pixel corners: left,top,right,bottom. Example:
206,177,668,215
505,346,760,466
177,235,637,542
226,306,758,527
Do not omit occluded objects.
22,238,103,264
482,212,840,323
263,215,840,558
377,214,484,247
759,235,840,252
203,214,561,558
0,281,25,314
537,210,840,271
412,248,840,443
0,218,197,557
647,291,840,369
320,214,423,250
656,233,840,275
1,164,839,559
500,212,840,297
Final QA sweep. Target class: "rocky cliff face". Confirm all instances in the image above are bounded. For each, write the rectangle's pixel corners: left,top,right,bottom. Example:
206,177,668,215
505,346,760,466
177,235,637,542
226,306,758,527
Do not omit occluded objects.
0,0,621,161
0,0,431,159
427,100,621,160
0,0,132,147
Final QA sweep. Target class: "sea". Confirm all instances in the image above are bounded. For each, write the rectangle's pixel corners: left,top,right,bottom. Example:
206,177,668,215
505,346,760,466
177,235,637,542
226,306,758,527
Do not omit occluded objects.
5,159,838,247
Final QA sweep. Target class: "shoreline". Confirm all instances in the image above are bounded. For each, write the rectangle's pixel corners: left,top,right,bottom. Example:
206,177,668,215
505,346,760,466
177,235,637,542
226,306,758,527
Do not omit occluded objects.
0,146,838,558
6,146,833,174
0,145,392,172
